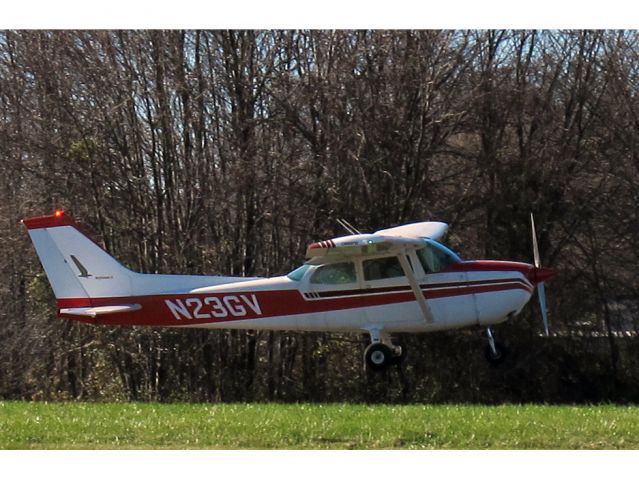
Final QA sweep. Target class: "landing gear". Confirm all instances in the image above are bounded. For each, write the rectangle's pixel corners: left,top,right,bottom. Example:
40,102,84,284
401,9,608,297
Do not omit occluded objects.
484,327,507,365
364,328,405,371
365,343,393,371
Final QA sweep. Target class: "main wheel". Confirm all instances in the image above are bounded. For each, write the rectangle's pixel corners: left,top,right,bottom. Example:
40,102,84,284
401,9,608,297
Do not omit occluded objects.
365,343,393,371
484,341,507,365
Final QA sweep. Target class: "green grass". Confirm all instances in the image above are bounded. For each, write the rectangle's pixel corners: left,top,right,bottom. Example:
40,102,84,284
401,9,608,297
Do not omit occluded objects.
1,402,638,449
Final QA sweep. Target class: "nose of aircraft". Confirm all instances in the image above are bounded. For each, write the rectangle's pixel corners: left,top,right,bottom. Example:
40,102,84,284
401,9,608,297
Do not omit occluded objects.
535,266,556,283
526,265,556,285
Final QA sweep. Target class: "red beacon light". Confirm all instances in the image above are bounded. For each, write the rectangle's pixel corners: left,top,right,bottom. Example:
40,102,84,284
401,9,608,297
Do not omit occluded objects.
54,209,64,218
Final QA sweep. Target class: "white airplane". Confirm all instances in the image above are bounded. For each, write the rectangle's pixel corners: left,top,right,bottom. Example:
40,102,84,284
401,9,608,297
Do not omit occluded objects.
22,210,555,371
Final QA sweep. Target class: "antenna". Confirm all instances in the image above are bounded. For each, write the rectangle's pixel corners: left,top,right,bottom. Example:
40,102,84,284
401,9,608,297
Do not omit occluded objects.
342,219,361,234
337,218,361,235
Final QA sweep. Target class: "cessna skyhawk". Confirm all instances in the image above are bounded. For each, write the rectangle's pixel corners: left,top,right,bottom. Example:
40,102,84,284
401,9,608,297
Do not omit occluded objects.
22,210,554,371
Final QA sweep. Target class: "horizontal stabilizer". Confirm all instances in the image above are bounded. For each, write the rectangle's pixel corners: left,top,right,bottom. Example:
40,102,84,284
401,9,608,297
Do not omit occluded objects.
59,304,142,318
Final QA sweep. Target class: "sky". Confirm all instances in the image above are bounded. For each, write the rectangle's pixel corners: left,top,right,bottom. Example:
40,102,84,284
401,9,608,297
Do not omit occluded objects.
1,0,637,29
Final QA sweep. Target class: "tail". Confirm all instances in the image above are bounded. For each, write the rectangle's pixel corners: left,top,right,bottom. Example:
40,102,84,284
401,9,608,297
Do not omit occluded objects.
22,210,135,300
22,210,252,322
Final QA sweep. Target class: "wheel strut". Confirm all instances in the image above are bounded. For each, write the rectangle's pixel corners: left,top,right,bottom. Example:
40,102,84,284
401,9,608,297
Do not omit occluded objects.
486,327,498,357
484,327,507,365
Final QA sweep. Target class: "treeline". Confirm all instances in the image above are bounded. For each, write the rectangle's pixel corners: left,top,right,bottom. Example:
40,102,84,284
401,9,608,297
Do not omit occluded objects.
1,30,639,403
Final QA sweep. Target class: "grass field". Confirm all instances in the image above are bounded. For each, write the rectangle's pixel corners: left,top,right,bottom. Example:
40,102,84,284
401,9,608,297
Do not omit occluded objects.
1,402,638,449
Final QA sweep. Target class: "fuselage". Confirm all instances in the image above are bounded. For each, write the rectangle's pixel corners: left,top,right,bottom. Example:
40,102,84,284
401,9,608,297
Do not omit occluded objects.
59,240,543,334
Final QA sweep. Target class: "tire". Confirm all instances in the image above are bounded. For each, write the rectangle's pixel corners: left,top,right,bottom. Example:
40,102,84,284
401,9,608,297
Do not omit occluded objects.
484,342,507,365
365,343,393,371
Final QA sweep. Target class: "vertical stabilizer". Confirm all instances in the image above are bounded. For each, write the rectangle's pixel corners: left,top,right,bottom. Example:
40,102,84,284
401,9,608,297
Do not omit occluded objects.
22,211,134,300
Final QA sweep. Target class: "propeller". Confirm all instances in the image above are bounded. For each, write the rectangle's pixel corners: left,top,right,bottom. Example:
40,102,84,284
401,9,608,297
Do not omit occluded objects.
531,213,550,336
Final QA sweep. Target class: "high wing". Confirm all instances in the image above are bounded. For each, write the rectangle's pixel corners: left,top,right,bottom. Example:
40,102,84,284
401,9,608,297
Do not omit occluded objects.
305,221,448,263
374,221,448,240
305,221,449,325
305,233,425,263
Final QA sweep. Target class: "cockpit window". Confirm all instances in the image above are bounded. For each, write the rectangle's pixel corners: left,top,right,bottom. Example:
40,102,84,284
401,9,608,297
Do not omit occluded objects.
287,264,310,281
363,256,404,281
417,240,461,274
310,262,356,284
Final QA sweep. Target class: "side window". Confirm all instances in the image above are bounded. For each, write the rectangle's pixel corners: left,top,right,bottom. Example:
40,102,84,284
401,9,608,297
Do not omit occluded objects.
363,256,405,281
310,262,356,284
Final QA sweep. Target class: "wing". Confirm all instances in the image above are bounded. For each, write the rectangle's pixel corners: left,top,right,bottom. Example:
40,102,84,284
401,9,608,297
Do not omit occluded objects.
374,221,448,241
305,221,448,264
305,234,425,264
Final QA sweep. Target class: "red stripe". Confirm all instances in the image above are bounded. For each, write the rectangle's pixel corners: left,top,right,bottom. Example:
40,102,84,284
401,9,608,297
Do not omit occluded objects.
22,212,76,230
56,281,531,327
313,278,532,298
447,260,535,276
307,239,336,251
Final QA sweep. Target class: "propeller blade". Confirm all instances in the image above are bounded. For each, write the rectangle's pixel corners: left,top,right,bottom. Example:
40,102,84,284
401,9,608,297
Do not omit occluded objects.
531,213,550,336
531,212,540,268
537,282,550,336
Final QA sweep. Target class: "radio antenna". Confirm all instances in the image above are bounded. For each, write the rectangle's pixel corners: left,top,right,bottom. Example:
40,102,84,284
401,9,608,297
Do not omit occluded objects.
337,218,361,235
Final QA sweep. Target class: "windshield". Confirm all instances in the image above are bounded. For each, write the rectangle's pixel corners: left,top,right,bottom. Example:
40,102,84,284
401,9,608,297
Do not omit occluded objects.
417,239,462,274
287,264,310,281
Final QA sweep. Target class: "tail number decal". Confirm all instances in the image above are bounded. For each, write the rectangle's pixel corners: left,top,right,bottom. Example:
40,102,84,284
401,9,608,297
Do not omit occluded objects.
165,295,262,321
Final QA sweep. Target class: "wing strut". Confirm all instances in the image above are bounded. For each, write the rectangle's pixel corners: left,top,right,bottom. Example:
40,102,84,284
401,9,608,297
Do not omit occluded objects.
397,251,434,324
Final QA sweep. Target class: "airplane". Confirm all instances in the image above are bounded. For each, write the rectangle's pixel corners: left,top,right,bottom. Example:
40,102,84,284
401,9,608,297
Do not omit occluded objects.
22,210,555,371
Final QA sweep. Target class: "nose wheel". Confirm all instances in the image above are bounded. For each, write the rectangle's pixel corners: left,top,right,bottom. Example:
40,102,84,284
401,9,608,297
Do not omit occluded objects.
484,327,507,365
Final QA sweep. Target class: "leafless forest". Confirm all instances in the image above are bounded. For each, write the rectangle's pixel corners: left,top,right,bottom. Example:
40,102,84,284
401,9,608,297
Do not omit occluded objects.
1,30,638,403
